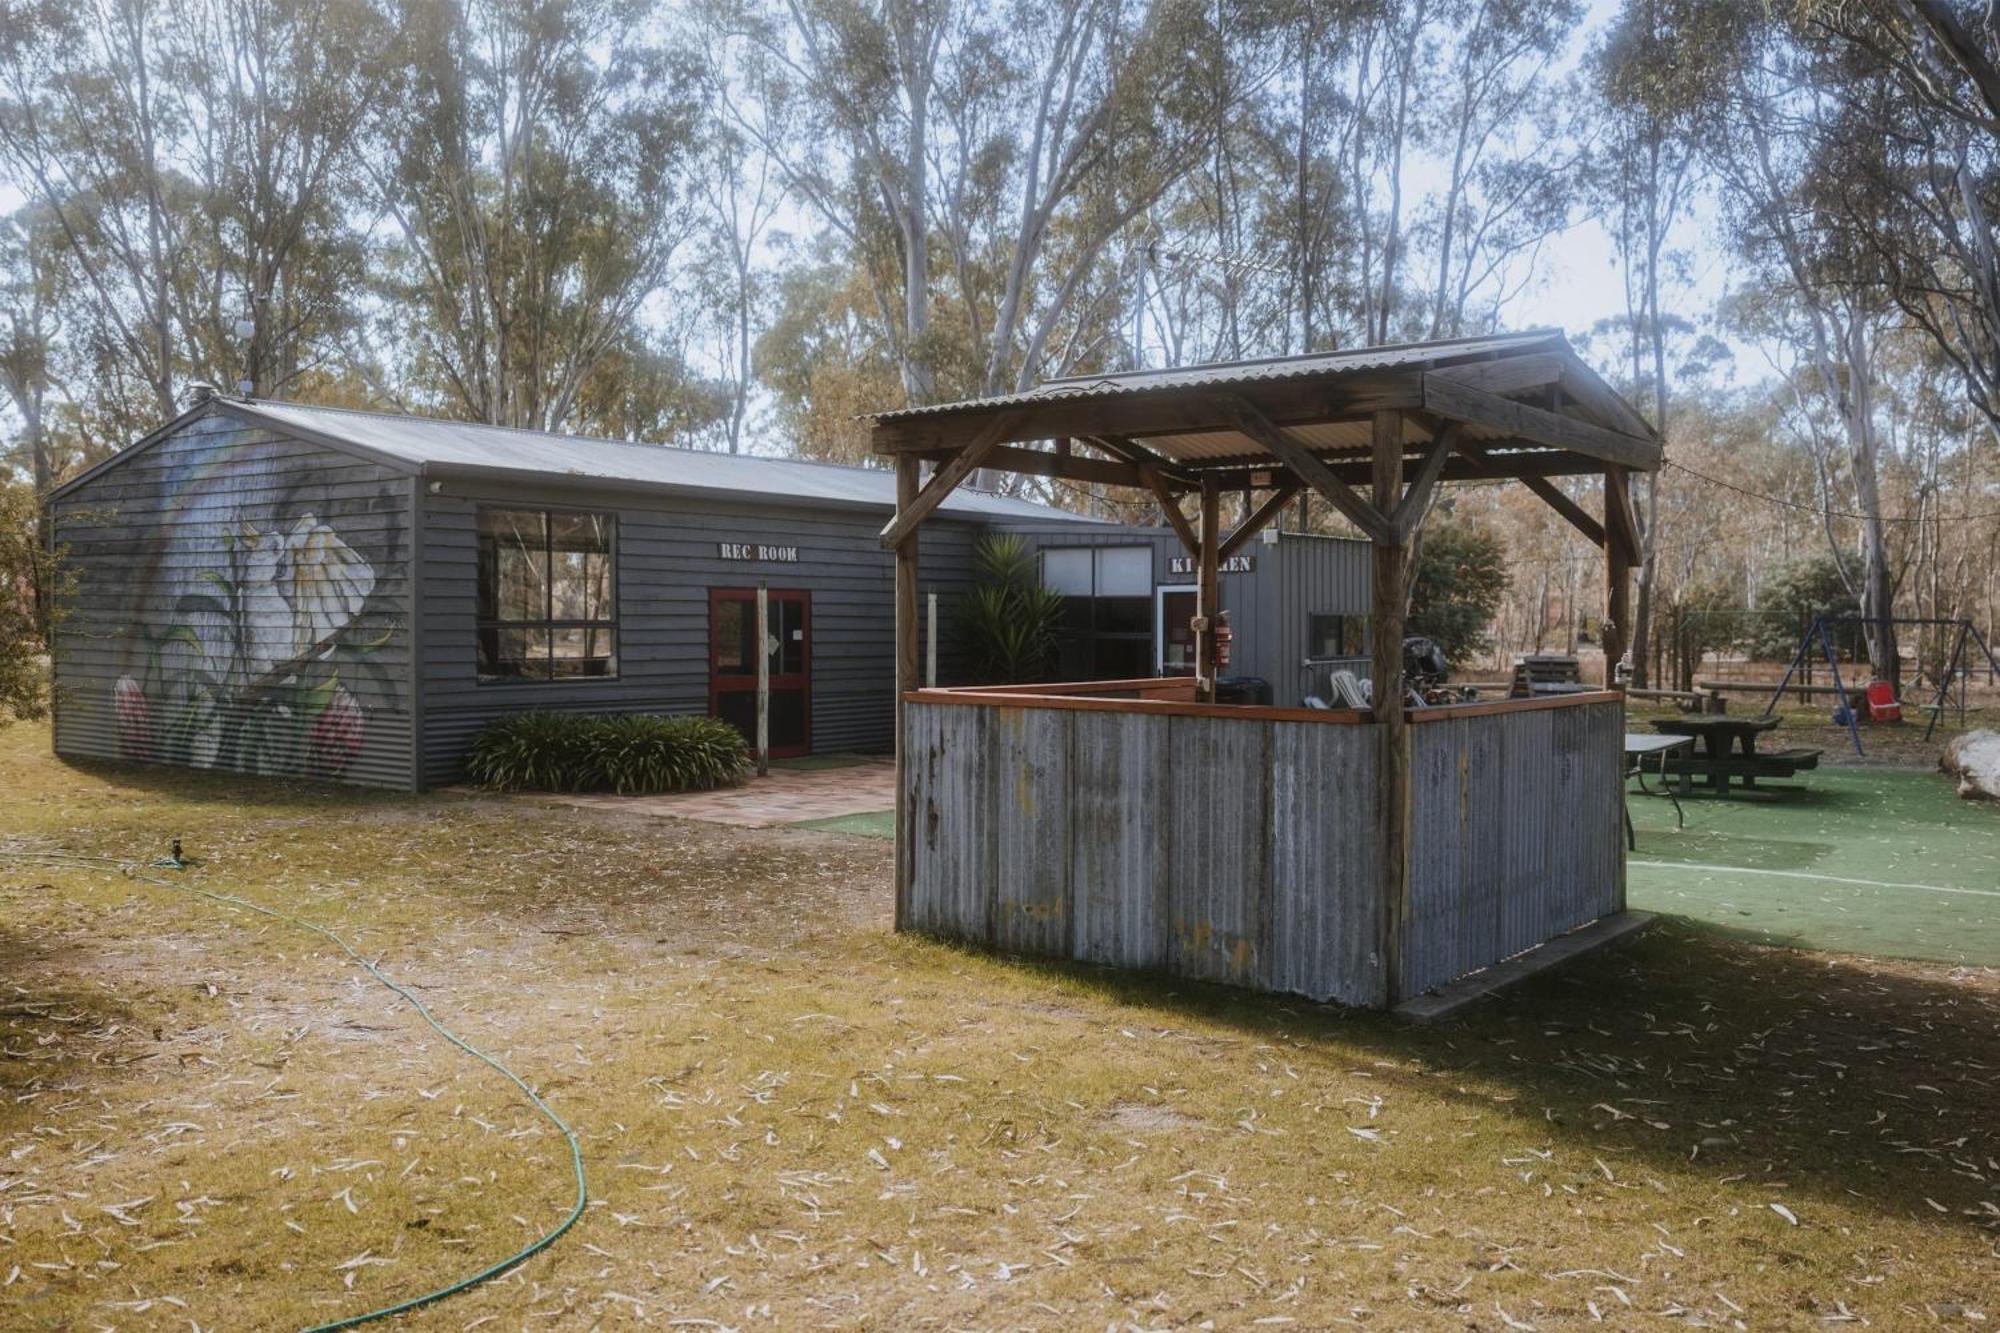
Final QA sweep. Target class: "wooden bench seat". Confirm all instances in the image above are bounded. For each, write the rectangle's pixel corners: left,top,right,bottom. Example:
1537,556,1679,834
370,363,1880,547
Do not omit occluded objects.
1661,747,1823,782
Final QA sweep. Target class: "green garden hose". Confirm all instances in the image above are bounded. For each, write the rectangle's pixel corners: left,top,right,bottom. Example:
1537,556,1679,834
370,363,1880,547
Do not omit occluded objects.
0,846,588,1332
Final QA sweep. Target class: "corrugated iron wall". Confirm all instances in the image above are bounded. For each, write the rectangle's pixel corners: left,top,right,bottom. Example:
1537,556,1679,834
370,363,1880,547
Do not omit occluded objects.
903,700,1386,1006
1401,700,1625,998
52,415,416,790
901,696,1625,1007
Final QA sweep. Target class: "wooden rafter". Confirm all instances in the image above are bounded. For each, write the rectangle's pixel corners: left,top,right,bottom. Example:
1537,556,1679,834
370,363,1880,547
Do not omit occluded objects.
871,373,1427,452
1220,481,1303,561
1422,373,1659,471
1427,353,1563,397
974,445,1145,488
1388,421,1463,541
1215,396,1394,545
1558,354,1658,440
877,411,1024,549
1459,444,1606,548
1605,466,1644,565
1140,464,1200,553
1083,432,1195,483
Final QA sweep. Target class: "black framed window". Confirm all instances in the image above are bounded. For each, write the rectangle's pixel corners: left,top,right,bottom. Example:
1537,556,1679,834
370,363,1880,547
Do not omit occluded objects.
1043,546,1153,679
476,507,617,681
1308,613,1368,658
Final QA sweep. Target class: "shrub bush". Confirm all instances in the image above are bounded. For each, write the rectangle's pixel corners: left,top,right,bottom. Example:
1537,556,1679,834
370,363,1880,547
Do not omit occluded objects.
465,711,748,795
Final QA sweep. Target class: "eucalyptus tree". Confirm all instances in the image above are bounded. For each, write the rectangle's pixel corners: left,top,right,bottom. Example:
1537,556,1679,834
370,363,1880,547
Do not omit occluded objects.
1796,0,2000,437
1640,5,1911,686
1587,0,1708,686
0,0,391,442
0,209,61,494
1416,0,1587,339
366,0,707,433
730,0,1234,410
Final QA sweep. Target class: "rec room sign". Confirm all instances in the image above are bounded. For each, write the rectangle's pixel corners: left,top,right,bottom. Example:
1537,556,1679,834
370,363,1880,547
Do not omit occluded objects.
717,541,800,563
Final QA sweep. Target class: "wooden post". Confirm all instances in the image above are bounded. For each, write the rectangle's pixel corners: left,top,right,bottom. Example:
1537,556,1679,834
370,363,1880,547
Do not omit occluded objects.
1604,469,1632,689
1370,409,1412,1003
1195,475,1221,703
893,453,921,930
755,581,770,777
925,590,938,688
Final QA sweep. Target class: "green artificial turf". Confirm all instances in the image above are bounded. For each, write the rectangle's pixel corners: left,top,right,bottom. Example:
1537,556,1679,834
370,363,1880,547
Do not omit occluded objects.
791,808,896,838
792,764,2000,968
1626,766,2000,966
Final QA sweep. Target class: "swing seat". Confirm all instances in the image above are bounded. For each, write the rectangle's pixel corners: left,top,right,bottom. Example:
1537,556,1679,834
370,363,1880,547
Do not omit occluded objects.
1865,679,1902,723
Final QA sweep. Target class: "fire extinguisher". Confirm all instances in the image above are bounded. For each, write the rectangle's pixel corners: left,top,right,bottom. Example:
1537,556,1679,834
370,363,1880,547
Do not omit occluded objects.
1213,610,1233,672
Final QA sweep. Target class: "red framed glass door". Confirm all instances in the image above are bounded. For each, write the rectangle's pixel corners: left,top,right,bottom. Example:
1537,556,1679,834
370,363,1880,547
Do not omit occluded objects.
709,589,811,757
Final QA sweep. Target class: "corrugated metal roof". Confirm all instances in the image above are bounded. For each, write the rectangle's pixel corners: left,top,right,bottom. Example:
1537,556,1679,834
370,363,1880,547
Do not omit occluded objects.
219,399,1093,523
869,329,1566,422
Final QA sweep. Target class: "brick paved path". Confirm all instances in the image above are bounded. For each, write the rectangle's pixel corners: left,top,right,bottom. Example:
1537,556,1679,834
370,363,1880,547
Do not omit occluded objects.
548,756,896,828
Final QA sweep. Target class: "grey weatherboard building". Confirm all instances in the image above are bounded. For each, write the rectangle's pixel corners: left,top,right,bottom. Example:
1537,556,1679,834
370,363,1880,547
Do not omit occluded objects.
48,397,1371,790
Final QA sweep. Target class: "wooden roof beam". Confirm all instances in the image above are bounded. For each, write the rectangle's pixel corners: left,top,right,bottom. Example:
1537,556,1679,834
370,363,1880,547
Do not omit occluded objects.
1388,421,1464,542
972,444,1147,488
1427,352,1564,398
1140,465,1200,553
1220,481,1303,561
1182,448,1605,494
878,410,1025,549
1423,372,1660,471
1215,395,1394,545
1083,433,1199,488
1461,443,1606,547
1605,465,1645,564
870,372,1427,453
1558,353,1659,441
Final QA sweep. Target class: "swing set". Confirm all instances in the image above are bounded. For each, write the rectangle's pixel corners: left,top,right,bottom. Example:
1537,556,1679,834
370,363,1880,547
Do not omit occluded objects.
1765,615,2000,756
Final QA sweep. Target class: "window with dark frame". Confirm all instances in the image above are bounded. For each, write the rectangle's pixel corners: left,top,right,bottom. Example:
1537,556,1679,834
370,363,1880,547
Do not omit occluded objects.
476,507,617,681
1042,546,1154,680
1307,613,1369,659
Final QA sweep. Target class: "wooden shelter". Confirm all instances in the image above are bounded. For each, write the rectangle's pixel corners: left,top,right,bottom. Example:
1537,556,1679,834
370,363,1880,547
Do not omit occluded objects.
870,330,1660,1008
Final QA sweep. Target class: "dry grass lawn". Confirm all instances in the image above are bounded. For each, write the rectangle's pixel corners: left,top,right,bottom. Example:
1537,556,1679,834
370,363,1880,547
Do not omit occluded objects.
2,722,1997,1330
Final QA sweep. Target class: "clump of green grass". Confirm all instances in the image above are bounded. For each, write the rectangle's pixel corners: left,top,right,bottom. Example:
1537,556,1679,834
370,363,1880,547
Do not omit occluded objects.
465,710,747,794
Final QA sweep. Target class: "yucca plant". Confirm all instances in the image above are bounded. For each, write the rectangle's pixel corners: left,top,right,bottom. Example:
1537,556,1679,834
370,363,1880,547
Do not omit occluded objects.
953,533,1066,683
465,711,747,794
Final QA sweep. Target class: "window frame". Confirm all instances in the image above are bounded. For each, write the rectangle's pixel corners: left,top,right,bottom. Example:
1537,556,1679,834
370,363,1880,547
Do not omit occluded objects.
474,504,621,685
1306,612,1369,660
1041,544,1156,679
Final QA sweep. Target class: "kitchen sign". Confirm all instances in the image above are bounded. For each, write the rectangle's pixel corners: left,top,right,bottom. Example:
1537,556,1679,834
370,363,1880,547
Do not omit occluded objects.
718,542,800,563
1169,554,1255,575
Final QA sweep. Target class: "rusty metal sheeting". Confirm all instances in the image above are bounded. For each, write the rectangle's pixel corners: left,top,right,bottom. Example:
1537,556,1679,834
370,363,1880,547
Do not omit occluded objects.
901,695,1627,1008
1401,699,1625,999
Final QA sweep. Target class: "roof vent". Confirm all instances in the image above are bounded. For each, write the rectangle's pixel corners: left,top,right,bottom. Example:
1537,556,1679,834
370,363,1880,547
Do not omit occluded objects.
187,381,218,403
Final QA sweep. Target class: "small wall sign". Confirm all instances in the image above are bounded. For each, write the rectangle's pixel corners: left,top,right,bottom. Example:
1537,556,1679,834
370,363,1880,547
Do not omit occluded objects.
718,542,800,563
1169,554,1255,575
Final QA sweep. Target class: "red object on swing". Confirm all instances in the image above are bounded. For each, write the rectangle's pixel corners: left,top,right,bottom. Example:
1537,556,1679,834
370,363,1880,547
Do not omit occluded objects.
1865,679,1902,723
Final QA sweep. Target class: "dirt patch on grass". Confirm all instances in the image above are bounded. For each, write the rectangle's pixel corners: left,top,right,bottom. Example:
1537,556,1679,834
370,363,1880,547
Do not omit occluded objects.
1104,1100,1207,1134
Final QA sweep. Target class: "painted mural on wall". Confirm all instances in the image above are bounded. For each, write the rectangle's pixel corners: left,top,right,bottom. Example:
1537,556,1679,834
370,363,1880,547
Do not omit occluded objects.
98,423,405,779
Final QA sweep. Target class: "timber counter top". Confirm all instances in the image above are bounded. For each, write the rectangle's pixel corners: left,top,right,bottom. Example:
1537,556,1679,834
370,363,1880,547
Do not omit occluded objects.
904,680,1622,726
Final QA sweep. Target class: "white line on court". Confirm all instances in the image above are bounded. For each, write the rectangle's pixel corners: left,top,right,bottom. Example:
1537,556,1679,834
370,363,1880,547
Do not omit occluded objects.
1630,860,2000,900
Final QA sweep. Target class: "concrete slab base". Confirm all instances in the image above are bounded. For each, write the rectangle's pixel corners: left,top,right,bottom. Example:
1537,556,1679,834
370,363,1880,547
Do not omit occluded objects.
1394,909,1657,1023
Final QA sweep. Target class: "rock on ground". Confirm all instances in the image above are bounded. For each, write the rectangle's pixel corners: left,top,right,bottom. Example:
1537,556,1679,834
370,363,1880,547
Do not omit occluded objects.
1940,729,2000,800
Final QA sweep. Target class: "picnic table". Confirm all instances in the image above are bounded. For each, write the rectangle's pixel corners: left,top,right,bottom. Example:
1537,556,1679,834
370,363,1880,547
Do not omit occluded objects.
1622,733,1690,849
1648,715,1821,795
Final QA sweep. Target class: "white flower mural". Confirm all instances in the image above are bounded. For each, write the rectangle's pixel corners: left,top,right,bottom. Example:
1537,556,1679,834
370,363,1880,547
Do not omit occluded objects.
117,503,388,779
239,515,378,676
